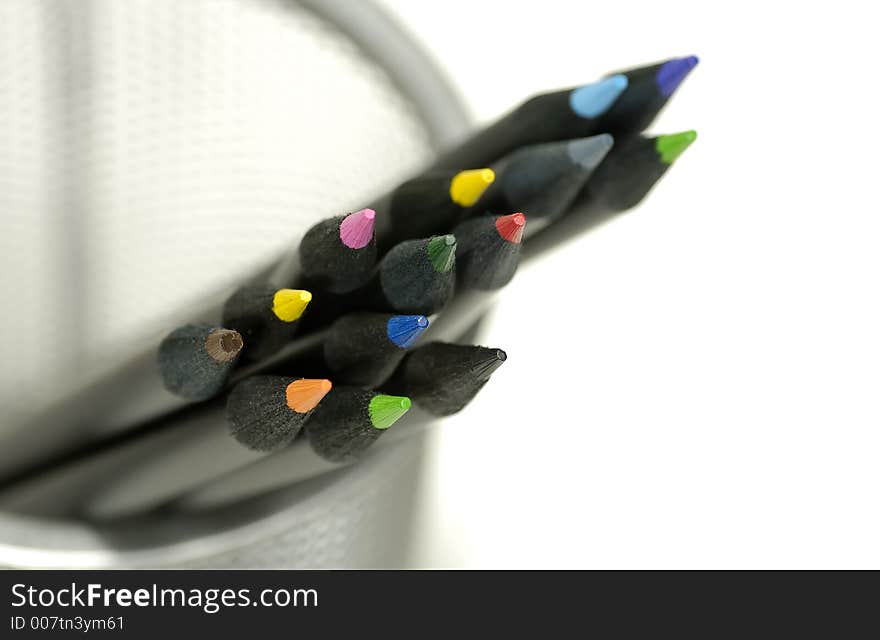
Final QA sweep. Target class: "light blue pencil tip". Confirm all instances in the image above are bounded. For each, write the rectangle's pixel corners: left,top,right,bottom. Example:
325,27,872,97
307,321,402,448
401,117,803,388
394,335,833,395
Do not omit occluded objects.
566,134,614,170
569,74,628,119
387,315,429,348
608,74,629,91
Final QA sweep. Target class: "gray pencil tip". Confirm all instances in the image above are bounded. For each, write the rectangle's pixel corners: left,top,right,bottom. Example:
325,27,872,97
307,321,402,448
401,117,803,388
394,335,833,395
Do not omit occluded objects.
566,134,614,169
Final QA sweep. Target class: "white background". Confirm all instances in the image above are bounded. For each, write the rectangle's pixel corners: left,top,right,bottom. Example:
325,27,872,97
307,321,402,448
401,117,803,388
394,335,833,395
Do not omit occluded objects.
378,0,880,567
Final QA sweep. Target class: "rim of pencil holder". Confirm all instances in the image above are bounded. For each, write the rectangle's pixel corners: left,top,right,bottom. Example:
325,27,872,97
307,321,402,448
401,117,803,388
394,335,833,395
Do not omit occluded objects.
0,0,469,568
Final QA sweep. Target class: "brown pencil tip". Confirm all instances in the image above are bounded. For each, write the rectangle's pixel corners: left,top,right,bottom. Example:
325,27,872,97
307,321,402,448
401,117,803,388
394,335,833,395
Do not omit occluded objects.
286,378,333,414
204,329,244,363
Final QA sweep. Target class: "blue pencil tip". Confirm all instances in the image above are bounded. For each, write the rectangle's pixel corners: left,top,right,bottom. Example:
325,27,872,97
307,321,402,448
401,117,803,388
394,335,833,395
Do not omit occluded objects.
566,133,614,169
387,315,429,348
569,74,628,119
655,56,699,97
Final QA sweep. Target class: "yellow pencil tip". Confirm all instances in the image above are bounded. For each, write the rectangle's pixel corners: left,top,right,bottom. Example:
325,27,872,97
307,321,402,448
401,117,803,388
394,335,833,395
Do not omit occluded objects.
272,289,311,322
449,168,495,207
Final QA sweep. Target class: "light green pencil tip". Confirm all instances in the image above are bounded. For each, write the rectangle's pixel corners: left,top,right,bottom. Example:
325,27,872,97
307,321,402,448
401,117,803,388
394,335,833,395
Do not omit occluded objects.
427,235,457,273
655,130,697,165
368,395,412,430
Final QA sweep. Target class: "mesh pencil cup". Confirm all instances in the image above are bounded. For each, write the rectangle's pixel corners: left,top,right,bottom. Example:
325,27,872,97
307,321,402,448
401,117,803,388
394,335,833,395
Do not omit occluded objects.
0,0,467,568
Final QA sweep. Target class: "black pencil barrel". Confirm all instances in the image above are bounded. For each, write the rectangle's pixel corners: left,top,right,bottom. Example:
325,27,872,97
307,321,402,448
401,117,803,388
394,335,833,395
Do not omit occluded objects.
299,211,377,294
324,312,428,387
227,375,331,452
384,342,507,416
455,214,524,290
306,387,411,463
526,132,696,259
222,286,308,360
472,135,613,235
373,235,457,315
379,173,453,252
157,324,243,401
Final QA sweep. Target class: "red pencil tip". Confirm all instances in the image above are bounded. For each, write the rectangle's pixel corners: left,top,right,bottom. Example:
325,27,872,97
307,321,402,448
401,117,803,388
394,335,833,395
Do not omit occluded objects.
495,213,526,244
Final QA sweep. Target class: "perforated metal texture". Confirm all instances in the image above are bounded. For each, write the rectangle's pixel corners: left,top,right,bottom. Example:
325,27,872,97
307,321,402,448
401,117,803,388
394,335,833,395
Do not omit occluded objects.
0,0,450,567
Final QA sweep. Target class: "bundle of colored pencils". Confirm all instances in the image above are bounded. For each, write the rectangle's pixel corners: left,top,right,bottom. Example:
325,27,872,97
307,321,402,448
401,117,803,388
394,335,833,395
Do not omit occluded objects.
0,57,699,518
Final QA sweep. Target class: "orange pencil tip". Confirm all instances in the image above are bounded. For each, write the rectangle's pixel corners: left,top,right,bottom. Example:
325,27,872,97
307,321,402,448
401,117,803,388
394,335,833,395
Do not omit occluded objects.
286,378,332,413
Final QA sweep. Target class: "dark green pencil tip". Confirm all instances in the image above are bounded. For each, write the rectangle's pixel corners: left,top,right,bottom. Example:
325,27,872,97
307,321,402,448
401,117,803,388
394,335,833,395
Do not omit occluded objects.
655,130,697,165
369,394,412,430
427,235,457,273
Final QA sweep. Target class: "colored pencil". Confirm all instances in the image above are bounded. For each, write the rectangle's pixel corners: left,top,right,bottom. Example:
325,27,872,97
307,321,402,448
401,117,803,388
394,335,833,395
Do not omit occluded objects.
157,324,244,401
454,212,526,290
375,169,495,252
526,131,698,259
305,387,412,463
431,56,697,170
298,208,378,294
227,376,332,452
324,312,429,387
363,234,458,315
583,130,698,211
470,135,613,236
592,56,699,137
383,342,507,416
222,286,312,360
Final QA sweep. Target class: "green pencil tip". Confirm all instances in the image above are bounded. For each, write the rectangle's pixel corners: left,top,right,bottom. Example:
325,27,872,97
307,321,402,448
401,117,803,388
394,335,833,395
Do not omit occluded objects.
427,235,457,273
369,394,412,430
655,130,697,165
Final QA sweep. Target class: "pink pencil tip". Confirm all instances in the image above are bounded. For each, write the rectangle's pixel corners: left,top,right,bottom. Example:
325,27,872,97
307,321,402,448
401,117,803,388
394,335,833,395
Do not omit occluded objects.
495,212,526,244
339,208,376,249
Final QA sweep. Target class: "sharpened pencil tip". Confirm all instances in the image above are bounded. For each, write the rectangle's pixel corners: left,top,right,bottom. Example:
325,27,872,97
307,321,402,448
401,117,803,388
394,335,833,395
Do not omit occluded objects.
204,328,244,363
655,130,697,164
471,348,507,380
369,394,412,429
566,134,614,170
655,56,699,97
387,315,429,348
286,378,332,413
449,168,495,207
427,235,457,273
569,74,628,119
339,208,376,249
272,289,312,322
495,213,526,244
